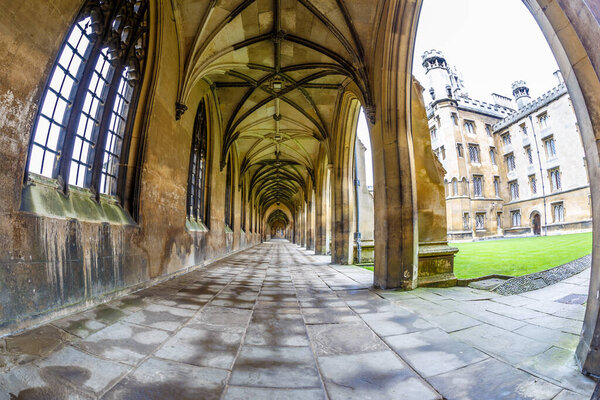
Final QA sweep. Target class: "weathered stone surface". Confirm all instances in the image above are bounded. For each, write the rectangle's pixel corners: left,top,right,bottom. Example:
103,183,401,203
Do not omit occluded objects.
103,358,228,400
428,358,563,399
385,328,489,377
0,239,596,399
317,351,440,400
73,322,170,365
229,346,321,388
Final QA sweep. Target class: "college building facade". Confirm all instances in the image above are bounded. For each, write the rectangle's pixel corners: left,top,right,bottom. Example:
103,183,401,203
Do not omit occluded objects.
422,50,592,241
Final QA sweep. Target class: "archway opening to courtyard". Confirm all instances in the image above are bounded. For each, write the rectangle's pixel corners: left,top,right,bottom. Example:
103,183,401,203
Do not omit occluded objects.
405,0,598,376
410,0,593,279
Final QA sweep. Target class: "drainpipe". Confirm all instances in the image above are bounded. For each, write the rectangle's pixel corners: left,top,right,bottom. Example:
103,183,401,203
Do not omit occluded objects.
528,115,548,235
354,140,362,263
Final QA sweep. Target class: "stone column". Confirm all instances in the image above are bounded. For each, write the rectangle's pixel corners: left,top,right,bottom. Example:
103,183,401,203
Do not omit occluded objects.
299,205,305,247
306,196,314,250
369,0,420,289
331,159,353,265
314,185,327,254
412,78,458,287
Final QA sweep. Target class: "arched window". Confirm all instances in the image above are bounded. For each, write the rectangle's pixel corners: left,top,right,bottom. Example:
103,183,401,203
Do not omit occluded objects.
187,99,210,224
26,0,149,199
224,155,234,229
241,184,246,232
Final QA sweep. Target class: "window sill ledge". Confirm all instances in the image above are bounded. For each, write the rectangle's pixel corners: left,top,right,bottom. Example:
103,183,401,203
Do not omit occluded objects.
186,218,208,232
21,174,135,225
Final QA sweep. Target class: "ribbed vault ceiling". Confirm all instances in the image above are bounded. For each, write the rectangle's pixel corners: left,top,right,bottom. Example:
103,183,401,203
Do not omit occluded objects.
177,0,378,213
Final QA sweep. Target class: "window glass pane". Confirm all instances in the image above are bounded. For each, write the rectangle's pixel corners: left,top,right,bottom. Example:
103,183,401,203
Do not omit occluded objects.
100,69,134,195
28,17,93,178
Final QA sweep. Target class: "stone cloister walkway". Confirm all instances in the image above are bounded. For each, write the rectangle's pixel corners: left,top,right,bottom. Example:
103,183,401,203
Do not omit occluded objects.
0,241,595,399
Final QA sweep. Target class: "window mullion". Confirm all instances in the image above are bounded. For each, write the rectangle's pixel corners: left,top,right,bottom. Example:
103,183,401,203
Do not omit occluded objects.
89,61,124,199
57,39,104,193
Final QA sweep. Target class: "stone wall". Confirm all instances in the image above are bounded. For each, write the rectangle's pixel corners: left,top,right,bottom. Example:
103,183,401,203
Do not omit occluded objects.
0,1,260,336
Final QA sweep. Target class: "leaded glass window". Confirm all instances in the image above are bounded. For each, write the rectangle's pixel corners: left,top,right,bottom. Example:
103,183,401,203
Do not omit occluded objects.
26,0,149,202
225,156,234,229
187,100,210,224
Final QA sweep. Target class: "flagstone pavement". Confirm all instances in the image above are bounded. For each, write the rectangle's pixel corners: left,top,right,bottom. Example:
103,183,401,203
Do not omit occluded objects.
0,241,595,399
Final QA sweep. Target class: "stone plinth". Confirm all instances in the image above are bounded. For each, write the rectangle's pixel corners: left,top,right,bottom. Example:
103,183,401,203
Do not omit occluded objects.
417,243,459,287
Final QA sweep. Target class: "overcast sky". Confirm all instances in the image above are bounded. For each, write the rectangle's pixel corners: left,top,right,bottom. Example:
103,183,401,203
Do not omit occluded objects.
358,0,560,187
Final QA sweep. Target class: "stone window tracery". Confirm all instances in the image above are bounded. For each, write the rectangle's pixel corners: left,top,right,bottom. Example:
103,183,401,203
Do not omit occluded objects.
529,175,537,195
473,175,483,197
509,180,519,200
549,168,562,191
187,99,210,224
511,210,521,227
468,144,480,163
505,153,516,172
525,146,533,164
544,137,557,158
552,202,565,222
475,213,485,230
456,143,464,158
26,0,149,200
493,176,500,197
225,155,234,229
464,121,475,135
489,147,497,165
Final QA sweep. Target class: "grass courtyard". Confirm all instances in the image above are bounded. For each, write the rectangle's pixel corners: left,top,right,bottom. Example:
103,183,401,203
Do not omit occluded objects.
452,232,592,279
357,232,593,279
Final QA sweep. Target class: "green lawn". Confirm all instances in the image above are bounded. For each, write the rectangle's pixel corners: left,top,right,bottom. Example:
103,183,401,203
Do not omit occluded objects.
356,232,592,279
452,232,592,279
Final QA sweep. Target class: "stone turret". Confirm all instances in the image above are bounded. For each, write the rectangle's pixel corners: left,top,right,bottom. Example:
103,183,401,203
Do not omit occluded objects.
422,50,453,102
512,80,532,109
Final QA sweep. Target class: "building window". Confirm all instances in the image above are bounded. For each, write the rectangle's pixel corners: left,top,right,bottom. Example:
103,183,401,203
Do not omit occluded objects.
241,186,246,231
463,213,470,230
511,210,521,227
520,123,527,135
502,133,511,145
525,146,533,164
187,100,210,223
26,1,149,198
529,175,537,195
505,153,516,172
430,126,437,140
544,137,557,158
440,146,446,160
509,180,519,200
475,213,485,230
464,121,475,135
225,155,234,229
489,147,496,165
549,168,561,191
435,115,441,127
485,124,492,137
462,178,468,196
538,112,549,128
452,178,458,196
457,143,463,158
473,175,483,197
451,112,458,126
497,212,502,229
468,144,480,163
493,176,500,197
552,202,565,222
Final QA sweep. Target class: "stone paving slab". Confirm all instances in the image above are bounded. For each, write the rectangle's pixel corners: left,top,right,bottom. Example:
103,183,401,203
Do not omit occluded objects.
229,345,321,388
384,328,489,377
428,358,563,399
102,357,228,400
73,322,170,365
0,242,595,399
